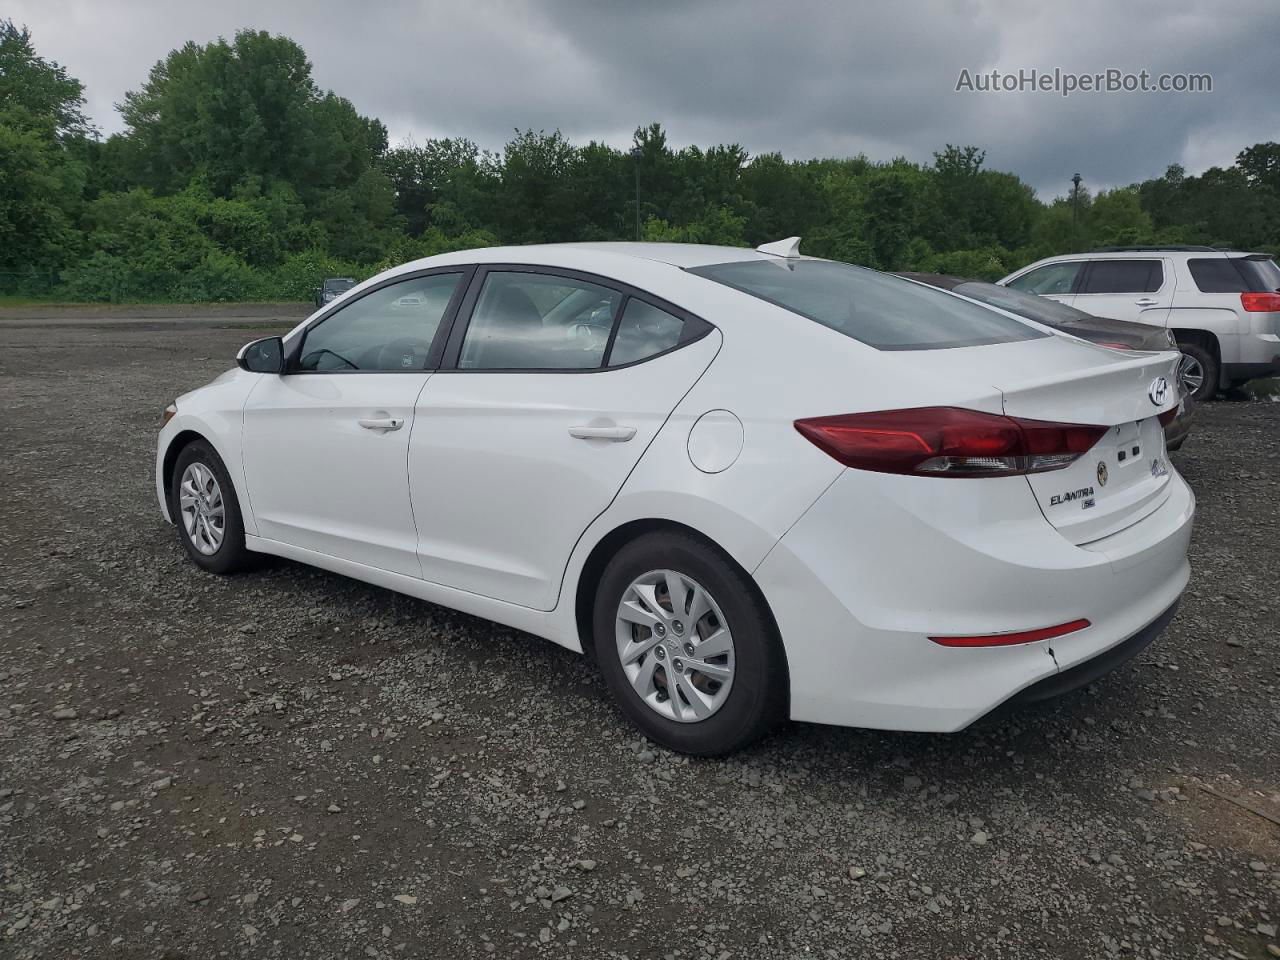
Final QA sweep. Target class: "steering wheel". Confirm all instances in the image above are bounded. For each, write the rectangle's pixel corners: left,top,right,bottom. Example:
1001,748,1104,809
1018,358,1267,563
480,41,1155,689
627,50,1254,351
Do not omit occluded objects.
374,338,429,370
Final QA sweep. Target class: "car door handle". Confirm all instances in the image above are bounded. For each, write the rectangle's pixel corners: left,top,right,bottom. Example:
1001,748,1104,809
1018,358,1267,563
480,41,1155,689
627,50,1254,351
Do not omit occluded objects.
358,417,404,432
569,425,636,442
1134,298,1160,307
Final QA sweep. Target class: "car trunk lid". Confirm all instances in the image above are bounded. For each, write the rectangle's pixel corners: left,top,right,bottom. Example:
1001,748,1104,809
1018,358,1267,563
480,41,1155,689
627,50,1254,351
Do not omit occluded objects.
997,349,1181,544
879,336,1182,544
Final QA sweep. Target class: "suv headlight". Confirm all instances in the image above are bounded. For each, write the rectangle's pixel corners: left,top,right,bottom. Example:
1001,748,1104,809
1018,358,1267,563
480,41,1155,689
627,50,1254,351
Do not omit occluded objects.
1165,329,1178,349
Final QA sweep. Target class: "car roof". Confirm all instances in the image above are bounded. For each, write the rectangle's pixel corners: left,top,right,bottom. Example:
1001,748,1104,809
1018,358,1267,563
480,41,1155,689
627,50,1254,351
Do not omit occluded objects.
438,241,773,269
1046,248,1263,260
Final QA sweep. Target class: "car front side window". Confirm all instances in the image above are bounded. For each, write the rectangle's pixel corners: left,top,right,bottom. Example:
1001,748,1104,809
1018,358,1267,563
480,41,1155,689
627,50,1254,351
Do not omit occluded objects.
1006,261,1083,296
297,273,463,372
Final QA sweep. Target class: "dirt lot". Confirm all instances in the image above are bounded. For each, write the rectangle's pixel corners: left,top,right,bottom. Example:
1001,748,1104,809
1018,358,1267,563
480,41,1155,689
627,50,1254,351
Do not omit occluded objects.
1,313,1277,960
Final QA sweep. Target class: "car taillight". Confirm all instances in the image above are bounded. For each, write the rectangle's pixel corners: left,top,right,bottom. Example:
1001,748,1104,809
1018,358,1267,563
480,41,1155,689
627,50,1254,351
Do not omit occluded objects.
1096,341,1134,350
1241,292,1280,312
794,407,1107,478
930,618,1090,647
1157,404,1180,427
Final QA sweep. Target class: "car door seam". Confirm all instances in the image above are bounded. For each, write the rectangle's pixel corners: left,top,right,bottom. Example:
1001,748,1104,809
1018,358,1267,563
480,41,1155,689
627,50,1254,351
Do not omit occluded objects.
404,374,434,580
549,330,725,612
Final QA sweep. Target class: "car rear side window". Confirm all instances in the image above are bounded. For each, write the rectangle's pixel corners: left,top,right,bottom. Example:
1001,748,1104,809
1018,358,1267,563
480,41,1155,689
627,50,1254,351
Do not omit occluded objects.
607,299,686,366
690,260,1044,351
1079,260,1163,294
458,272,623,369
1190,256,1280,293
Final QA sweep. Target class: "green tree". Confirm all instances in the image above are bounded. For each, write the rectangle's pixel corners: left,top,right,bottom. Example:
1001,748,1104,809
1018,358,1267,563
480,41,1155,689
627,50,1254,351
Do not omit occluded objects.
0,19,91,137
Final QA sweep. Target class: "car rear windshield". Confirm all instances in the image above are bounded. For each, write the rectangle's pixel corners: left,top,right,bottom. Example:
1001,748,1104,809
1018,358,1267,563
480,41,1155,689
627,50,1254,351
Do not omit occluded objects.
1188,256,1280,293
689,260,1045,351
951,281,1095,326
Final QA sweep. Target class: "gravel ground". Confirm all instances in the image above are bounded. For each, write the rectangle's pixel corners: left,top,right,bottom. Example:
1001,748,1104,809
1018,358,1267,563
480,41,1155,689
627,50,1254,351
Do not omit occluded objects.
1,315,1277,960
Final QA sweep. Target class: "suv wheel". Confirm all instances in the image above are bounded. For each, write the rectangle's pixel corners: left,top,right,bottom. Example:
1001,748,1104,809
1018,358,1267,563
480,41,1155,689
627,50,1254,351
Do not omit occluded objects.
1176,341,1218,402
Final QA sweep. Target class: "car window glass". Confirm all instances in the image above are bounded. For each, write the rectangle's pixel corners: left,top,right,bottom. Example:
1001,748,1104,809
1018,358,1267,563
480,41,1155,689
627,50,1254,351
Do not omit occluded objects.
1005,262,1081,295
298,273,462,371
1188,258,1246,293
692,260,1043,351
609,299,685,366
459,272,622,369
1079,260,1163,294
953,281,1094,325
1190,256,1280,293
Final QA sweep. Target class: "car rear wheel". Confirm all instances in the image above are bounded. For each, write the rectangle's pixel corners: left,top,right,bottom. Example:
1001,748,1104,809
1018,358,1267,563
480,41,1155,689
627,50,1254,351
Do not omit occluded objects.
592,531,786,755
1176,341,1218,402
170,440,254,574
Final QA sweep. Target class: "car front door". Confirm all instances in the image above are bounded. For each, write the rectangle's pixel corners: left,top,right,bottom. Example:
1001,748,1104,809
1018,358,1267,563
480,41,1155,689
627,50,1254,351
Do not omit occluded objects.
1072,258,1174,327
408,267,720,610
1003,260,1086,306
241,269,471,576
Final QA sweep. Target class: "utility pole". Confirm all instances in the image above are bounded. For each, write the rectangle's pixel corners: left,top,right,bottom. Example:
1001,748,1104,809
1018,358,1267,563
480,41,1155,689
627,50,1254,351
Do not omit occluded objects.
630,146,642,241
1071,172,1082,231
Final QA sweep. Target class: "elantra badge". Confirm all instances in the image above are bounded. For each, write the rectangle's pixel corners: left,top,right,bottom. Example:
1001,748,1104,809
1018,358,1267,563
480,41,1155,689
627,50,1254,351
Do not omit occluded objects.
1096,461,1109,487
1148,377,1170,406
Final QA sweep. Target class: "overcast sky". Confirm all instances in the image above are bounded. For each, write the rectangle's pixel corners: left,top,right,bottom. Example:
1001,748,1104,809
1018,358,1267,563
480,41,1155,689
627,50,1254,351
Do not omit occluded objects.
11,0,1279,198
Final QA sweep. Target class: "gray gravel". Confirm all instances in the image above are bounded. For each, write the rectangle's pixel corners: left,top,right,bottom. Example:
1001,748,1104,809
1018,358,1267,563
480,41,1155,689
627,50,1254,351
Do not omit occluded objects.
1,314,1277,959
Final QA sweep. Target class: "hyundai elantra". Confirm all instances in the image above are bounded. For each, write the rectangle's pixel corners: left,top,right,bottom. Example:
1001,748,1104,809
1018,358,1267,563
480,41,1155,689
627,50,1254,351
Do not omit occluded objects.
156,239,1193,754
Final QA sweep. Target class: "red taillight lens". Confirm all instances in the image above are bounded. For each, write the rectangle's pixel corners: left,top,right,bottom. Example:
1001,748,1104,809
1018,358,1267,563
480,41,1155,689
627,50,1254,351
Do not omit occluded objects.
1241,292,1280,312
1095,341,1134,350
1157,404,1181,427
929,618,1091,647
794,407,1107,478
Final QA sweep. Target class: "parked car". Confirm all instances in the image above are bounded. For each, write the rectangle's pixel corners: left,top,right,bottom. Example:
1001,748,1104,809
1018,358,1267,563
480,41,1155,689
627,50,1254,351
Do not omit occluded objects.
998,247,1280,401
314,276,356,307
896,272,1194,450
157,240,1193,755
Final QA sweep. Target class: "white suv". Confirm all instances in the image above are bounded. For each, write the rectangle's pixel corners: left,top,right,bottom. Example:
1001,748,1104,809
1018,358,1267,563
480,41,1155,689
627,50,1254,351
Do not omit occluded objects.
999,247,1280,401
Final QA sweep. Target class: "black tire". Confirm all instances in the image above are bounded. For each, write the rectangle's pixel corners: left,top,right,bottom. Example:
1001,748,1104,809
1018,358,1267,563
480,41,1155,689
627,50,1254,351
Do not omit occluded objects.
169,439,254,575
592,531,787,756
1177,340,1219,402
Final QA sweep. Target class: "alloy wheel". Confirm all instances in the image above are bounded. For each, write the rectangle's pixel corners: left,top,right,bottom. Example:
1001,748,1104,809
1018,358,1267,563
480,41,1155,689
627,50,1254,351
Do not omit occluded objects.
1178,353,1203,396
179,462,225,556
614,569,735,723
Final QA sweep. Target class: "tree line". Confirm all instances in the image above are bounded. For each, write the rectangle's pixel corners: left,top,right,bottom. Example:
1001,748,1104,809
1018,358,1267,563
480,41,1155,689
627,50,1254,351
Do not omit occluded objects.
3,22,1279,303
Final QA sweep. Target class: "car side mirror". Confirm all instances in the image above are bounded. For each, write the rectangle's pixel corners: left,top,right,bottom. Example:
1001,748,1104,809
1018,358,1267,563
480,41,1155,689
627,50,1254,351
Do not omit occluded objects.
237,336,285,374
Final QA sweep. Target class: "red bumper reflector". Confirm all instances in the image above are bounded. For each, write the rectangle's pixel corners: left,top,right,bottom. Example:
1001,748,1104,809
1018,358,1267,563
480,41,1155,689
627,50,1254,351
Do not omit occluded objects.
929,618,1091,648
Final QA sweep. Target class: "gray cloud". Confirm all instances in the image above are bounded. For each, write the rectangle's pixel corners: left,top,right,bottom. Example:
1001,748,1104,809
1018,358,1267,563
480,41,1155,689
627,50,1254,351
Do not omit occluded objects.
12,0,1280,198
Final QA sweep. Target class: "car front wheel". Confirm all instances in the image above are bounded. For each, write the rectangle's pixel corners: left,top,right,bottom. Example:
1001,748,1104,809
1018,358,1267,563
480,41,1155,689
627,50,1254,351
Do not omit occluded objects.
170,440,254,574
592,531,787,755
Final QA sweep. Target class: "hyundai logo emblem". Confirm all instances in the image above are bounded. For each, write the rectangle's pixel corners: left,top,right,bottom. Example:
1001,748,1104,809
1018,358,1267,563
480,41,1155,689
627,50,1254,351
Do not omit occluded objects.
1148,376,1170,406
1096,461,1109,487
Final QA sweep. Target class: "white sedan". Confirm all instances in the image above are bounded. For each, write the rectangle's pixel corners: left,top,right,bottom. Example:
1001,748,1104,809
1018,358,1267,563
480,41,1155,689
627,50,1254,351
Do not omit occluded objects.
156,239,1194,755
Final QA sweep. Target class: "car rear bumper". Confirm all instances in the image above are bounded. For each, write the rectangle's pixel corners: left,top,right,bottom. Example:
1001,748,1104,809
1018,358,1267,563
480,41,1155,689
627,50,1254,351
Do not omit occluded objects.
1012,600,1178,703
753,467,1194,733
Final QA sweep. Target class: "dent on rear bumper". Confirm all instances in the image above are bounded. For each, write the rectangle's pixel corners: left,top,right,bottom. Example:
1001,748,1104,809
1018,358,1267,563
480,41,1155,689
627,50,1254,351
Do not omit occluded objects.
754,468,1194,733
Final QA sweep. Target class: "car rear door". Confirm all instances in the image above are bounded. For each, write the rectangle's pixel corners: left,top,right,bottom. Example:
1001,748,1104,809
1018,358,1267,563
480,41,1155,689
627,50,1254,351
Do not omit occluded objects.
241,269,471,576
1072,258,1174,327
408,266,720,611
